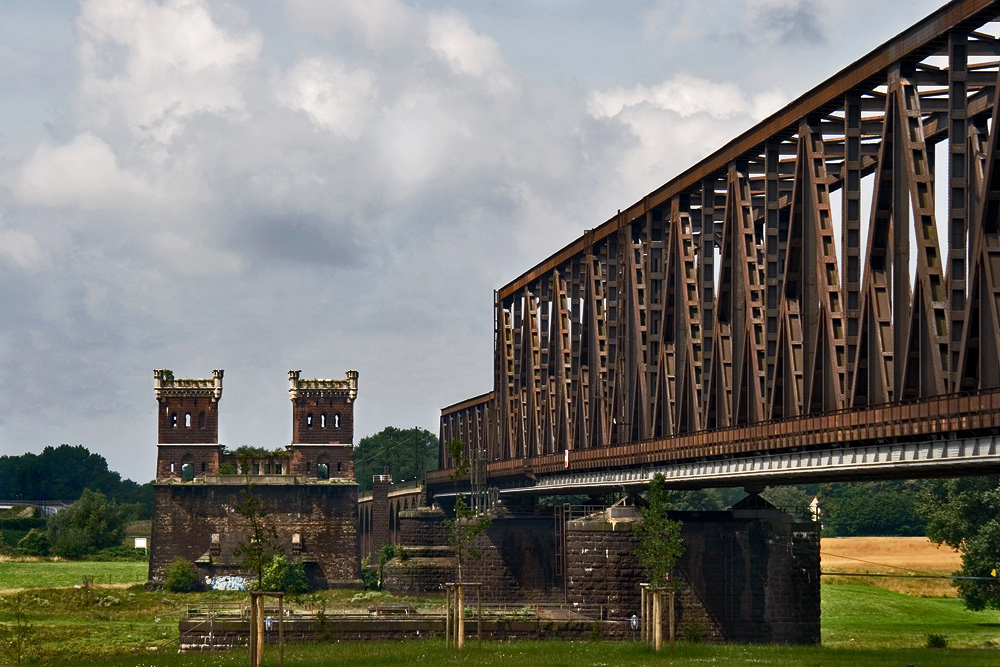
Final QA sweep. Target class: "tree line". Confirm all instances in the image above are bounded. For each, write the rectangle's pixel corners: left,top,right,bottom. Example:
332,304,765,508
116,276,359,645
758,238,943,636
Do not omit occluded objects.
0,444,153,514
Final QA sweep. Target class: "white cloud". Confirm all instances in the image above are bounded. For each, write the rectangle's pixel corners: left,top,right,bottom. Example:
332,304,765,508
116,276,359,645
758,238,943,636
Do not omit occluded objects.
76,0,261,143
587,74,788,197
276,57,376,140
0,224,50,272
13,132,154,210
588,73,779,121
426,13,517,97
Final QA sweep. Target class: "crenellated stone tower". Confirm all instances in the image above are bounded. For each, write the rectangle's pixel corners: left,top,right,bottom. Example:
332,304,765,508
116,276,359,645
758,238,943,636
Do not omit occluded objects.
152,369,224,480
287,370,358,481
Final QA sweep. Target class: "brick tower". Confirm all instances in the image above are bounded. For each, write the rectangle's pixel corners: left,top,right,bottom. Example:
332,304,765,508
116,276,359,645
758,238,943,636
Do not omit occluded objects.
287,370,358,479
152,369,223,479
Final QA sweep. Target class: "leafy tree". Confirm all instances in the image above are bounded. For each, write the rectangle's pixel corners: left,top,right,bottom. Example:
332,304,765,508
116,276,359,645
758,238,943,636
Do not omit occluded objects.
165,557,200,592
261,554,309,594
635,473,684,651
666,487,745,511
46,489,138,559
444,439,491,650
445,439,491,582
820,480,926,536
0,445,153,518
232,456,280,590
917,476,1000,610
636,474,684,589
761,486,813,516
16,529,48,557
354,427,438,493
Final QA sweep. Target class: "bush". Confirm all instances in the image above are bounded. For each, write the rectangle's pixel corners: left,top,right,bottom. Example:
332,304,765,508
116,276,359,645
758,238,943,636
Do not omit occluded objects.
927,633,948,649
47,489,138,559
17,528,49,557
164,557,199,592
361,568,379,590
261,554,309,594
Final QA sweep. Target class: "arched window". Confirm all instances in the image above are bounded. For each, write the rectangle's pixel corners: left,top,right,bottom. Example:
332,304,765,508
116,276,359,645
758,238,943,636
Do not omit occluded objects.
321,413,327,428
317,463,329,480
334,414,341,428
199,412,206,428
185,413,191,428
181,463,194,482
171,413,177,428
306,413,313,428
337,461,342,473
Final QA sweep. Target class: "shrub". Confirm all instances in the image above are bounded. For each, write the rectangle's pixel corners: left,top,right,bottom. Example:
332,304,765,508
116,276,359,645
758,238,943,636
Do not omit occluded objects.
47,489,137,559
164,557,199,592
17,528,49,557
927,633,948,649
361,568,379,591
261,554,309,594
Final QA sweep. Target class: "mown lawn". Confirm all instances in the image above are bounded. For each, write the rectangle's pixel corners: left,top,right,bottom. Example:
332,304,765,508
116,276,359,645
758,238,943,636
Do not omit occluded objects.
823,584,1000,649
0,560,148,589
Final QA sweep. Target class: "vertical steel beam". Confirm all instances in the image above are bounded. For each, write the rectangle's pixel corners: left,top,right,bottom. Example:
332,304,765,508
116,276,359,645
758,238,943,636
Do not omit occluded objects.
948,30,969,390
842,93,863,392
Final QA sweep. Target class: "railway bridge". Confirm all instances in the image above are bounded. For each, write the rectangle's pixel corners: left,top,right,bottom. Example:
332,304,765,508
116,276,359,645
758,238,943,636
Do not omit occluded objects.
429,0,1000,501
364,1,1000,644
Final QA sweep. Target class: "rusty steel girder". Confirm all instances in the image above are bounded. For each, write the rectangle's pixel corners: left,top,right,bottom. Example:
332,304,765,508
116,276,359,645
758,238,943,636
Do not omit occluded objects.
437,0,1000,482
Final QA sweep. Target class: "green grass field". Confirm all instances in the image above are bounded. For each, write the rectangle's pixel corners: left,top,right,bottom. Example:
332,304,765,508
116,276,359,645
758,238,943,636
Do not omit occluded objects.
66,639,1000,667
0,560,147,589
4,561,1000,665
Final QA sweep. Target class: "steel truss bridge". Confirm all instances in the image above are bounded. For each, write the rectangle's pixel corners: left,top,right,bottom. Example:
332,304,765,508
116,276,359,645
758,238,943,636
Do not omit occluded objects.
428,0,1000,498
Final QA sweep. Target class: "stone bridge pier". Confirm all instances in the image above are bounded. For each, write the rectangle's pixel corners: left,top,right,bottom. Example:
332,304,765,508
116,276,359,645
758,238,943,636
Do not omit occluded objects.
377,493,819,644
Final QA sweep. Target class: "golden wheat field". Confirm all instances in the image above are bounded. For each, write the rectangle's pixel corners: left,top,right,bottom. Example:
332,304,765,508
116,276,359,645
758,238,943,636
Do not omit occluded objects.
821,536,963,597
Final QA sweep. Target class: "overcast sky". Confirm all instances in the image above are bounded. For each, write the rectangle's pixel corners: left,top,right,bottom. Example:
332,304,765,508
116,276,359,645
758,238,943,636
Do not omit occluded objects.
0,0,943,484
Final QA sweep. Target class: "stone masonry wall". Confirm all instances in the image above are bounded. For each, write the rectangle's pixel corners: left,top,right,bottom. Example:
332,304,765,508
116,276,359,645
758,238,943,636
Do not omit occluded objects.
565,509,820,644
565,523,642,621
398,507,450,546
672,510,820,644
462,517,561,603
149,481,359,589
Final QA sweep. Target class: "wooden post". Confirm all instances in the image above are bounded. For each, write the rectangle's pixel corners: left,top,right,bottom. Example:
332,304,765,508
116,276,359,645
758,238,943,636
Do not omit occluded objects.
668,590,676,654
249,595,257,667
255,595,265,667
652,589,662,652
456,583,465,649
278,594,285,667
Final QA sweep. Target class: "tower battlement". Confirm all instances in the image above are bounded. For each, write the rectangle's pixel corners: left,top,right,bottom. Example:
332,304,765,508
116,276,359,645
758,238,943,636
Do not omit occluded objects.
288,370,358,402
153,369,224,400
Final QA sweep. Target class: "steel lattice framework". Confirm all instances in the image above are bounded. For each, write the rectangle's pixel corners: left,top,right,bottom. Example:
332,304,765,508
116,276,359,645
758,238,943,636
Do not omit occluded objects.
433,0,1000,486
